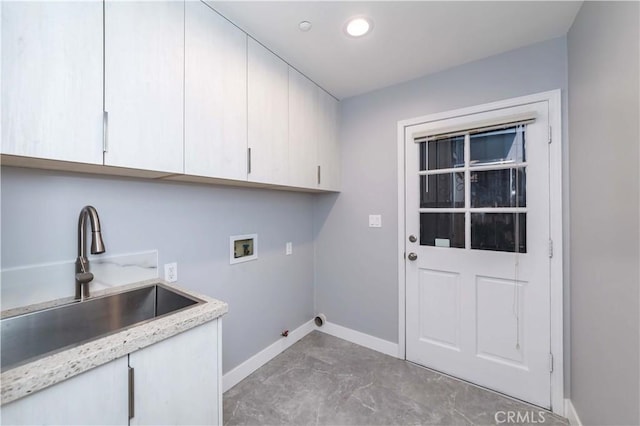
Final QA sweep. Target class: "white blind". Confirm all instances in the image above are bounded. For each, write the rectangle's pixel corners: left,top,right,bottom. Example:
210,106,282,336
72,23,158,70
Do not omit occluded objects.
413,111,537,142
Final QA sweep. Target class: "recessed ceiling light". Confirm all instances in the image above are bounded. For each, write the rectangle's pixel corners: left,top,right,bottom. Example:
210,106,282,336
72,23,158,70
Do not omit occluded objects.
344,17,373,38
299,21,312,32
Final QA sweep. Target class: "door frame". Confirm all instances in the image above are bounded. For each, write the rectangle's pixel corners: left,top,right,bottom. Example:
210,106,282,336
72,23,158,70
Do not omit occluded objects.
396,90,564,414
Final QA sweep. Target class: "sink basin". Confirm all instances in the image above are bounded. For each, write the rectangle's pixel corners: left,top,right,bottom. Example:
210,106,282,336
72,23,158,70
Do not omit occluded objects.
1,284,204,371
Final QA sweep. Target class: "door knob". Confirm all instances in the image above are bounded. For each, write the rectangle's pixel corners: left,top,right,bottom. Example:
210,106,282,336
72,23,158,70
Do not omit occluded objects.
408,252,418,261
408,235,417,243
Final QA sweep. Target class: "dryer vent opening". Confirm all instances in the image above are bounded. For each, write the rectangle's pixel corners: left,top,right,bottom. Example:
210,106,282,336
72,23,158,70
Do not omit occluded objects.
314,313,327,327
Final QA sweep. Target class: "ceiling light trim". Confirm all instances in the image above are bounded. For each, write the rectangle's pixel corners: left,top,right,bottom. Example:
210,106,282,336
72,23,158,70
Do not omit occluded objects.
344,16,374,38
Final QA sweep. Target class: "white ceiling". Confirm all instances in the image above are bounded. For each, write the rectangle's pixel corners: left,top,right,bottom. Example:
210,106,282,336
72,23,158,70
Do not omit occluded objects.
208,1,582,100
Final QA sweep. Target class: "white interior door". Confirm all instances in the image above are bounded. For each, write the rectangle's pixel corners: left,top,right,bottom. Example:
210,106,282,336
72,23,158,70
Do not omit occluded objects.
405,101,551,408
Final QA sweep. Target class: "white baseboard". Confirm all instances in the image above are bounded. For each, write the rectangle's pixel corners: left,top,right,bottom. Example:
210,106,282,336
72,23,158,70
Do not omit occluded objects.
222,319,315,393
318,321,399,358
222,319,399,393
564,399,583,426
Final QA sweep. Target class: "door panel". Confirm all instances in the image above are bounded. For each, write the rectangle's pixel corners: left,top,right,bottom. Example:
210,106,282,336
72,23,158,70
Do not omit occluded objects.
1,357,128,425
184,0,247,180
475,276,526,367
406,101,551,408
317,90,340,191
247,38,289,185
1,1,103,164
289,67,319,189
418,269,460,350
104,0,184,173
129,321,219,425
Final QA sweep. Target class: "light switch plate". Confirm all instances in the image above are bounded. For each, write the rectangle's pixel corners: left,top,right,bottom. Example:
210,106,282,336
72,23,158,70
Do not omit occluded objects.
286,242,292,255
369,214,382,228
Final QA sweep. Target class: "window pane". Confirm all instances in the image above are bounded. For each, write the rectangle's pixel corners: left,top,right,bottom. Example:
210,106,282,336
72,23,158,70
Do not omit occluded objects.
421,173,465,208
420,136,464,171
471,213,526,253
471,168,526,208
470,126,525,166
420,213,465,248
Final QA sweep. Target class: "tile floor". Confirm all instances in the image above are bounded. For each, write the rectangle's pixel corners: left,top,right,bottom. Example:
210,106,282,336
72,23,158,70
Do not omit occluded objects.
223,331,568,426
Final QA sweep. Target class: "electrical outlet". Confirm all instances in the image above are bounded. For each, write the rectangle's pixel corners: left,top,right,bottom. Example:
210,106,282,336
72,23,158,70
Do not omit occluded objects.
164,262,178,283
286,242,293,255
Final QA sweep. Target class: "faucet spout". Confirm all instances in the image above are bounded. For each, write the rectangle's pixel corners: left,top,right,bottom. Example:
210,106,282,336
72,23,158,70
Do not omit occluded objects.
75,206,106,300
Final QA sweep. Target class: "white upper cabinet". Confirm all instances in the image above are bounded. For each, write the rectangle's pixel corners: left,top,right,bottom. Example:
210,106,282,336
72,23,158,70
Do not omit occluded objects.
104,1,184,173
1,1,339,191
288,68,319,189
184,2,247,181
1,1,103,164
289,70,340,191
247,39,289,185
317,90,340,191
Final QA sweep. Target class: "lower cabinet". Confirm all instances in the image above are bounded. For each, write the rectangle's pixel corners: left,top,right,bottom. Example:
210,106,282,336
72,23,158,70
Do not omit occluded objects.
1,320,221,426
129,319,221,425
1,356,128,425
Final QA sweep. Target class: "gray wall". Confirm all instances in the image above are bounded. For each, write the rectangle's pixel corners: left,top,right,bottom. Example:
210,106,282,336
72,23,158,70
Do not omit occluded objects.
568,2,640,425
314,36,571,386
0,167,315,373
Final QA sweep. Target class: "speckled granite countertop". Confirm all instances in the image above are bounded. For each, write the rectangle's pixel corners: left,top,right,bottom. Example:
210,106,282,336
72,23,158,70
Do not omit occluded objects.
1,279,228,405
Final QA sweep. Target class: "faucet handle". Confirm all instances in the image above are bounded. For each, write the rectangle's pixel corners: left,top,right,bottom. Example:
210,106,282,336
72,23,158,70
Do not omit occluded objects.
75,272,94,300
75,271,94,284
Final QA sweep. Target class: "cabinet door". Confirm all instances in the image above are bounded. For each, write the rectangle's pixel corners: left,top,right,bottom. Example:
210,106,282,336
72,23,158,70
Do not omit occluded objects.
184,1,247,180
317,90,340,191
288,68,318,189
1,1,103,164
1,357,128,425
247,39,289,185
104,1,184,173
129,320,220,425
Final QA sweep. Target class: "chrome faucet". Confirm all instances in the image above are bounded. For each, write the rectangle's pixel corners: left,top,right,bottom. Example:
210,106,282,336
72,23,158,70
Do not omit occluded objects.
75,205,106,300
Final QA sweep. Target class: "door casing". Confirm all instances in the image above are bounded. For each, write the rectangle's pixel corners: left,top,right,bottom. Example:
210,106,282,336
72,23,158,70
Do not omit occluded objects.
396,90,564,415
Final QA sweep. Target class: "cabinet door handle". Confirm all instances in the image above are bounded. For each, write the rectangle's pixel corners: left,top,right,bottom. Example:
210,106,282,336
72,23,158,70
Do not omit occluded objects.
103,111,109,153
128,366,135,419
247,148,252,174
317,165,321,185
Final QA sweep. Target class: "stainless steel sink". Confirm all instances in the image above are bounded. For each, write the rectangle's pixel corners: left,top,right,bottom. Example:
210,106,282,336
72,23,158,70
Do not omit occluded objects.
1,284,204,371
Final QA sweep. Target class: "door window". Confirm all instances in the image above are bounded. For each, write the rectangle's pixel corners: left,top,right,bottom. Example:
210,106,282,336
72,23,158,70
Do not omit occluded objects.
419,212,465,248
418,125,527,253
